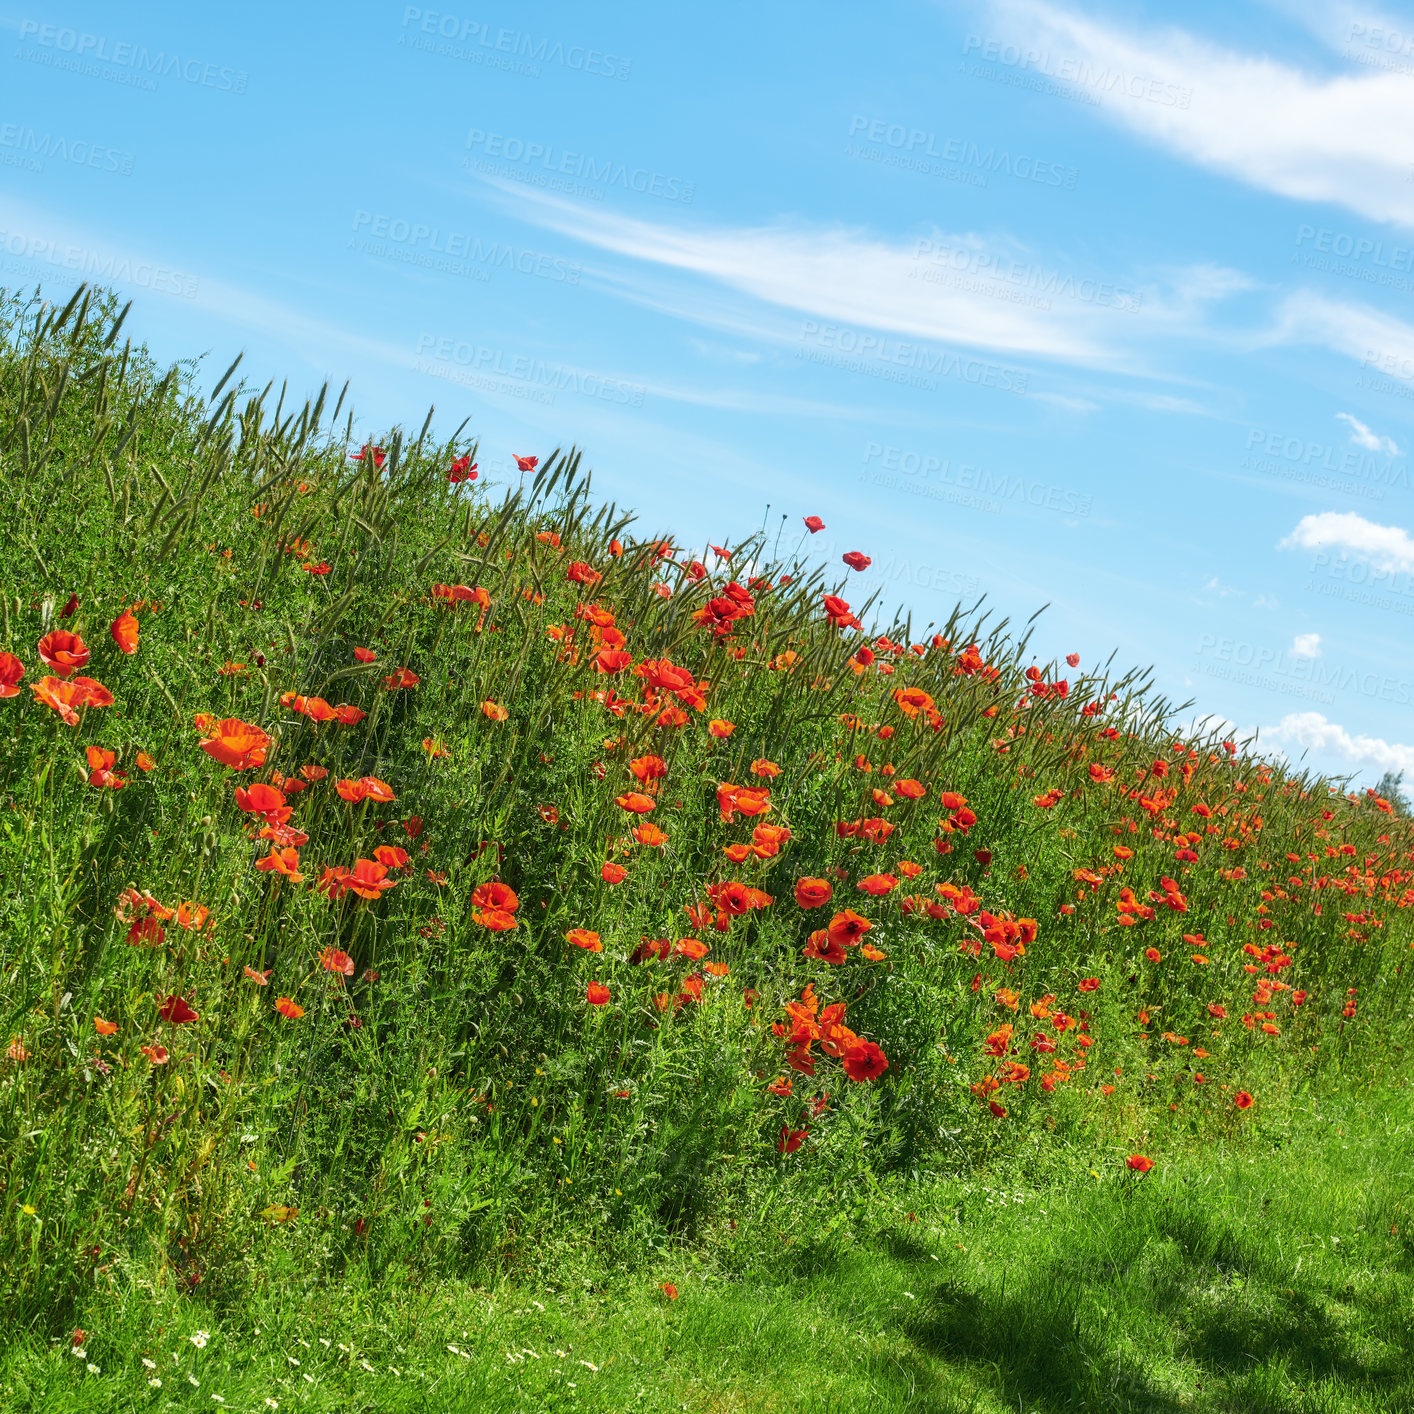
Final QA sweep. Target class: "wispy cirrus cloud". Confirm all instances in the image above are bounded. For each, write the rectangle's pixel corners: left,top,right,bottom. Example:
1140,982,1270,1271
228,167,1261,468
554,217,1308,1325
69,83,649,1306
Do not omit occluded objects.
984,0,1414,227
476,180,1251,372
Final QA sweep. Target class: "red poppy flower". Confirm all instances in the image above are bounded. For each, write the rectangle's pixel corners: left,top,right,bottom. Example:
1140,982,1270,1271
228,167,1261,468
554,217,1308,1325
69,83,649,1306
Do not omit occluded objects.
345,859,397,898
586,982,610,1006
778,1124,808,1154
826,909,871,947
675,938,711,960
856,873,898,896
481,699,509,721
0,652,22,697
802,930,848,964
275,996,305,1019
353,646,377,662
616,792,656,814
841,1040,888,1081
566,929,603,952
37,630,89,678
515,454,538,472
235,782,288,817
708,719,735,738
803,515,825,533
842,551,871,571
1234,1091,1254,1109
633,822,668,846
660,1281,679,1300
243,965,271,986
157,995,199,1025
374,844,408,870
1126,1155,1154,1173
141,1044,170,1065
601,861,628,884
1078,978,1100,992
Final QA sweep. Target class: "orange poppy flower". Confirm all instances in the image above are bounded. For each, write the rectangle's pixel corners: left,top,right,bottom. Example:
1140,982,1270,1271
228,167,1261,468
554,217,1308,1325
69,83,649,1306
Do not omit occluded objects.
135,751,156,771
243,965,271,986
481,699,508,721
566,929,603,952
751,759,781,777
472,880,519,913
344,859,396,898
601,861,628,884
708,719,735,738
199,717,270,771
37,630,89,677
1234,1091,1254,1109
616,792,656,814
473,908,519,931
633,822,668,847
794,878,833,909
275,996,305,1019
93,1016,119,1036
586,982,611,1006
109,609,139,655
1126,1155,1154,1172
256,847,304,880
140,1044,170,1064
675,938,710,960
320,947,355,976
856,873,898,896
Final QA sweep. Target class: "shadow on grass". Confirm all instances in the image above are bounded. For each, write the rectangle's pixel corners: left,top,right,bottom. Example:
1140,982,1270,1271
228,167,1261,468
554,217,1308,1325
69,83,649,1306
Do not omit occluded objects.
864,1231,1414,1414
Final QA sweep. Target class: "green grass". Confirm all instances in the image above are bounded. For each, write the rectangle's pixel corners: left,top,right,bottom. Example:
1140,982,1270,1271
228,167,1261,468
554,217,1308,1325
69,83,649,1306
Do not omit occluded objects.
8,1078,1410,1414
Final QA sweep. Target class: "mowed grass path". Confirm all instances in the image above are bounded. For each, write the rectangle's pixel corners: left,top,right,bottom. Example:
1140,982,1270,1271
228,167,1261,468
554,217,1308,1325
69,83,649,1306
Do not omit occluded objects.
9,1079,1410,1414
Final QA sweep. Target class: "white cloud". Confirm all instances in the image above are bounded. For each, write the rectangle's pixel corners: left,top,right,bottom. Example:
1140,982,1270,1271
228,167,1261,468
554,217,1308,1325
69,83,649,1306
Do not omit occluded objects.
1264,711,1414,774
1335,411,1400,455
1279,510,1414,571
985,0,1414,227
1254,593,1280,609
1269,290,1414,377
1291,632,1322,657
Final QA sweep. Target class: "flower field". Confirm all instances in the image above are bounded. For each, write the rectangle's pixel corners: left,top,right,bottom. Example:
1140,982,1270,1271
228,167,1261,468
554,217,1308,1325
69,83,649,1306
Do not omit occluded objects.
1,286,1412,1407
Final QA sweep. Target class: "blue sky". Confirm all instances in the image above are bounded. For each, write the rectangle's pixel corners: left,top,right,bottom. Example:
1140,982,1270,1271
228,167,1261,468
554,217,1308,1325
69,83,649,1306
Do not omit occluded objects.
3,0,1414,791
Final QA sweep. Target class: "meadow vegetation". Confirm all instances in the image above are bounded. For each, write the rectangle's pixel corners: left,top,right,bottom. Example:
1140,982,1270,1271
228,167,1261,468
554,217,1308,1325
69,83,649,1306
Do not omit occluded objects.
0,286,1410,1411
